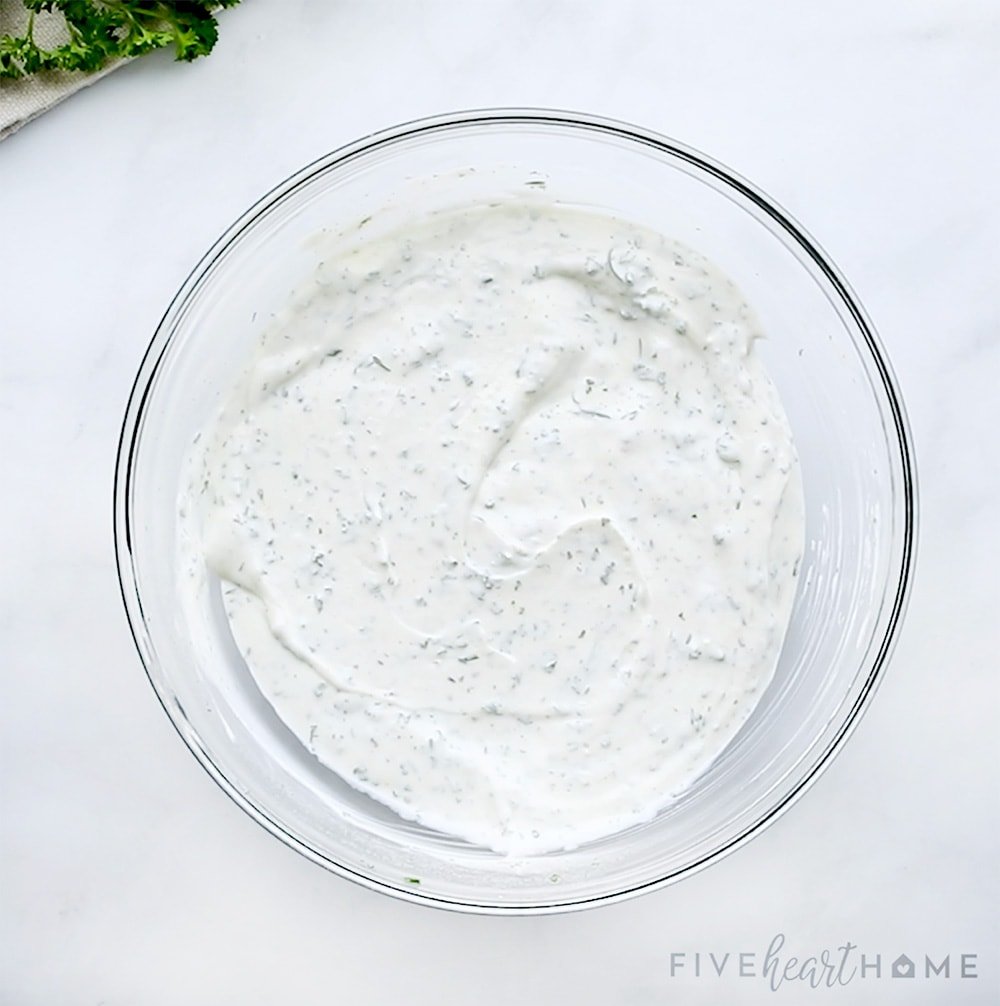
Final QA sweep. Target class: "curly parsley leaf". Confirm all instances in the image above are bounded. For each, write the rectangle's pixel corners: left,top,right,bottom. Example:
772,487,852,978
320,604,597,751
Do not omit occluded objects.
0,1,241,79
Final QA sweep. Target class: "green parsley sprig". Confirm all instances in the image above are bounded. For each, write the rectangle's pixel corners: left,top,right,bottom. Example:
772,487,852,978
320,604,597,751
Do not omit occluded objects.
0,0,241,79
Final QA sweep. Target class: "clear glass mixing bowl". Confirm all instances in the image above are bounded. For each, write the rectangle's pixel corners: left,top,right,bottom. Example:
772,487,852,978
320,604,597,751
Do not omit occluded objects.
114,109,917,913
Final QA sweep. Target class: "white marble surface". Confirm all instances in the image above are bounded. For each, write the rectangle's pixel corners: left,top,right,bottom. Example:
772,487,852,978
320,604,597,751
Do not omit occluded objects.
1,1,997,1002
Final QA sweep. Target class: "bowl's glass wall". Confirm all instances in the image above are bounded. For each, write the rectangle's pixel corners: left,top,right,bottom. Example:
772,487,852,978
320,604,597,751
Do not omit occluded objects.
116,113,914,911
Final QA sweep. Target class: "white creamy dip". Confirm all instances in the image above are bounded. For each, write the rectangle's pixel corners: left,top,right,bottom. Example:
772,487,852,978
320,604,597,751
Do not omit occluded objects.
179,200,804,855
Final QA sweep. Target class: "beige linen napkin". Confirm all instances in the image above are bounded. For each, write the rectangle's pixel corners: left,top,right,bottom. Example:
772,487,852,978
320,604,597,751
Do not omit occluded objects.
0,2,127,141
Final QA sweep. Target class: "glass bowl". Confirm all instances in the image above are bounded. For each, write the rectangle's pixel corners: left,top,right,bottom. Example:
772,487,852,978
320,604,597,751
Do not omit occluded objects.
114,109,917,913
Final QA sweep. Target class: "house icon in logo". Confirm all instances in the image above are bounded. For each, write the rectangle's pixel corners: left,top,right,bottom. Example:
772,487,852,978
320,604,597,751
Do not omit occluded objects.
892,954,916,979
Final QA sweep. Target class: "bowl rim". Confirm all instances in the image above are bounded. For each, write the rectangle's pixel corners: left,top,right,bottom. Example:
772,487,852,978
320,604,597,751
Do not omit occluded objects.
113,106,918,914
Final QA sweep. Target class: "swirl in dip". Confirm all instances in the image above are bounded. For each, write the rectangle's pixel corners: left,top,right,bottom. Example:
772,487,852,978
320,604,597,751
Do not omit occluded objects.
179,200,804,854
